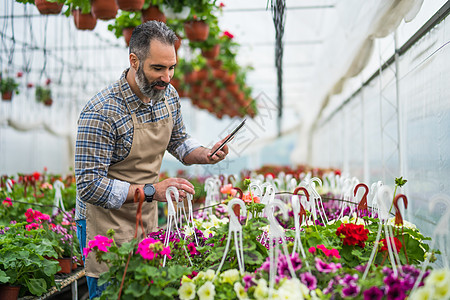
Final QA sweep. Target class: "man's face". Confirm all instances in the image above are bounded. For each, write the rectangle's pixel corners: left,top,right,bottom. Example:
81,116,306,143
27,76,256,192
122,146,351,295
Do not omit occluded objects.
134,39,176,102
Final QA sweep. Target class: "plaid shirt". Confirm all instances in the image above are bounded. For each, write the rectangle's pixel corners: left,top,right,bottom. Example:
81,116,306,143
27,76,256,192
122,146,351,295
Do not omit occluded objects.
75,69,201,220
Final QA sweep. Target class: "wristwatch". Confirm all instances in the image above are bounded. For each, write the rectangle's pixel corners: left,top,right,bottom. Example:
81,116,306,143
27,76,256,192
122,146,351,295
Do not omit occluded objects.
143,184,156,202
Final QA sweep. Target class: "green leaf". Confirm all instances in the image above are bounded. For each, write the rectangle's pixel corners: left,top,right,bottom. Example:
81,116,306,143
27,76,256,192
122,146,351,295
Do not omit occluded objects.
125,281,148,297
27,278,48,296
0,270,10,283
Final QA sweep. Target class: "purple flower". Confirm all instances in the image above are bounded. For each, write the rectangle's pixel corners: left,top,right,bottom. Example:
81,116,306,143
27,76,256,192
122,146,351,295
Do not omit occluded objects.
342,274,358,285
300,272,317,290
243,274,255,291
387,284,406,300
342,284,360,297
355,264,367,273
290,252,302,271
384,273,400,287
260,260,271,272
363,287,383,300
315,257,342,273
323,278,335,294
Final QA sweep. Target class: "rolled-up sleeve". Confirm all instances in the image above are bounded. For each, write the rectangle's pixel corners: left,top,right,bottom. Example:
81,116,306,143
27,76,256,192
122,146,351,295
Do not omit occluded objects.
75,109,129,208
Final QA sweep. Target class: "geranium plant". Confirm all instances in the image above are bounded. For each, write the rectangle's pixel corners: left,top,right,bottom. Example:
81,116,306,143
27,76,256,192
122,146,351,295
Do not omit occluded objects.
0,222,60,296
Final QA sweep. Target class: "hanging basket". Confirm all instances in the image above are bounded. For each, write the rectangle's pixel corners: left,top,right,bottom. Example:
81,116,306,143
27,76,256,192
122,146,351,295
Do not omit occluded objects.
183,20,209,42
116,0,144,11
1,91,13,101
72,10,97,31
141,5,166,23
123,27,135,46
35,0,64,15
91,0,118,20
0,285,21,300
201,44,220,59
43,98,53,106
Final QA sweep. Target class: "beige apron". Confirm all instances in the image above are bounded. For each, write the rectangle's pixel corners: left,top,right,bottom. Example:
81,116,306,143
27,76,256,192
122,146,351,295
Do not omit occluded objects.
85,96,173,278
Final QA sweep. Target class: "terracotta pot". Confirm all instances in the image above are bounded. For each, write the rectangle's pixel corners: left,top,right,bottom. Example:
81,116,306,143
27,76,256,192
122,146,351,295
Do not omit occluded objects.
91,0,118,20
35,0,63,15
207,58,222,69
0,285,21,300
224,73,236,84
212,68,227,79
184,72,198,84
196,69,209,81
116,0,144,11
2,91,13,100
201,44,220,59
142,5,166,23
57,257,72,274
72,10,97,30
226,83,239,94
190,84,202,96
122,27,135,46
72,261,78,270
43,98,53,106
184,20,209,42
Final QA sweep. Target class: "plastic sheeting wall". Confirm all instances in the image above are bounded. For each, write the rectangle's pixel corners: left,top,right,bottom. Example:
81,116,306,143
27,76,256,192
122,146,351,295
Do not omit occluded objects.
311,14,450,266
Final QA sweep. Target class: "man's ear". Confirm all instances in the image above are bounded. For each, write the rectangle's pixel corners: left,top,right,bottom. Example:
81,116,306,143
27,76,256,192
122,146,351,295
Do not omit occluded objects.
129,53,139,71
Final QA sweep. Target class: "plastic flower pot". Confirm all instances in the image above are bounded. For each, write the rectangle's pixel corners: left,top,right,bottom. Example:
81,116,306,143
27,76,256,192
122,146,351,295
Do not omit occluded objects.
116,0,144,12
72,9,97,30
141,5,166,23
122,27,135,46
91,0,118,20
35,0,63,15
2,91,13,101
184,20,209,42
0,285,21,300
201,44,220,59
57,258,72,274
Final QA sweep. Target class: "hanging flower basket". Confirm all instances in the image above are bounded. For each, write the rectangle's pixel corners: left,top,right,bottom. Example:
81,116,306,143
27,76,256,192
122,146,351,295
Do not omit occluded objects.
1,91,13,101
72,10,97,31
201,44,220,59
212,68,227,79
184,20,209,42
91,0,118,20
35,0,64,15
207,58,222,69
141,5,166,23
122,27,135,46
116,0,144,12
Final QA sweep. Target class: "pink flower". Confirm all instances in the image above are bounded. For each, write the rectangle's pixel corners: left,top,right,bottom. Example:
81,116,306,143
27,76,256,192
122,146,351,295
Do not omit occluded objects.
45,78,51,85
242,192,260,203
220,184,237,196
316,244,340,258
41,182,53,190
160,246,172,259
315,258,342,273
83,247,92,257
25,223,41,231
308,246,316,254
223,31,234,39
2,198,12,207
88,235,113,252
187,242,199,256
24,208,50,223
137,238,159,260
219,2,225,8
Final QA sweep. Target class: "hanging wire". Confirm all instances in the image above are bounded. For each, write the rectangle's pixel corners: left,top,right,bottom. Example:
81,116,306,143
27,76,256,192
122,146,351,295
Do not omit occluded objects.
7,0,16,68
268,0,286,136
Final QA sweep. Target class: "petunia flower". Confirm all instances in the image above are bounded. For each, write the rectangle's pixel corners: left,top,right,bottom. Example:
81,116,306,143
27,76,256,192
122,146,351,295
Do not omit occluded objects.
315,258,341,273
197,281,215,300
300,272,317,290
363,286,383,300
178,281,196,300
342,284,360,298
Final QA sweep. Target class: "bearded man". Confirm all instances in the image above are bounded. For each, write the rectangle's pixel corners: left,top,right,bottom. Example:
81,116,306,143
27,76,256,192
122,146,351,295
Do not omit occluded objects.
74,21,229,299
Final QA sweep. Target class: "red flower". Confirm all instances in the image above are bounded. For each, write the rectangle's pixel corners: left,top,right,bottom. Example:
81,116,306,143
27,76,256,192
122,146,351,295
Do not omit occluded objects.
32,171,41,181
45,78,51,85
27,82,34,88
223,31,234,39
17,71,23,78
336,223,369,248
2,198,12,207
219,2,225,7
379,237,402,253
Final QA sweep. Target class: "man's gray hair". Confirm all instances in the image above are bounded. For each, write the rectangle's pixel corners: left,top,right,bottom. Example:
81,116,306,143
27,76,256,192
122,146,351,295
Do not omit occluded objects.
129,21,178,62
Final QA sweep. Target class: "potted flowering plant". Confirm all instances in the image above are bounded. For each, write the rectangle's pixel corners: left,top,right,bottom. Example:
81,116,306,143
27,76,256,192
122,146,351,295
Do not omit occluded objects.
35,85,53,106
0,75,20,101
107,11,142,46
0,222,60,297
85,230,191,299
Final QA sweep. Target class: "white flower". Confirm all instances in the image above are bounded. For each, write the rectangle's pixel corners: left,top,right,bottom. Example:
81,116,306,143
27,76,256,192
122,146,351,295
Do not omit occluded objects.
184,225,194,236
425,269,450,299
197,281,216,300
204,269,215,281
221,269,240,285
386,217,417,230
277,278,304,300
178,281,196,300
254,279,268,300
181,275,193,284
409,286,433,300
234,282,249,300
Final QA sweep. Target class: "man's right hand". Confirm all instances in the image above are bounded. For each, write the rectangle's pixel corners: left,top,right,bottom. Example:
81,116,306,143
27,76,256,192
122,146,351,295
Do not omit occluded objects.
153,178,195,202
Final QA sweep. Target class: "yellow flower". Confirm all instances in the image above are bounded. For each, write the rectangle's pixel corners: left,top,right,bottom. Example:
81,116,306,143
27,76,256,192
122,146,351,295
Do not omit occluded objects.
181,275,193,284
197,281,216,300
234,282,249,300
178,282,196,300
221,269,240,285
254,278,268,300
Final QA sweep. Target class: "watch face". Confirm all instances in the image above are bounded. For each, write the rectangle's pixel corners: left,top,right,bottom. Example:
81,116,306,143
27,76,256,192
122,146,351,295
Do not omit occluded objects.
144,184,155,196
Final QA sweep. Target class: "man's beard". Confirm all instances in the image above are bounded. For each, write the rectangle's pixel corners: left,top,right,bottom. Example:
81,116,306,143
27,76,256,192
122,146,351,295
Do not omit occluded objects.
135,65,168,102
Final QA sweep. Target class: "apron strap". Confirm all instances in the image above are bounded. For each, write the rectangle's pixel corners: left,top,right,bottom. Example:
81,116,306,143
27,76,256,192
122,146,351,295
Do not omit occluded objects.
134,187,146,239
